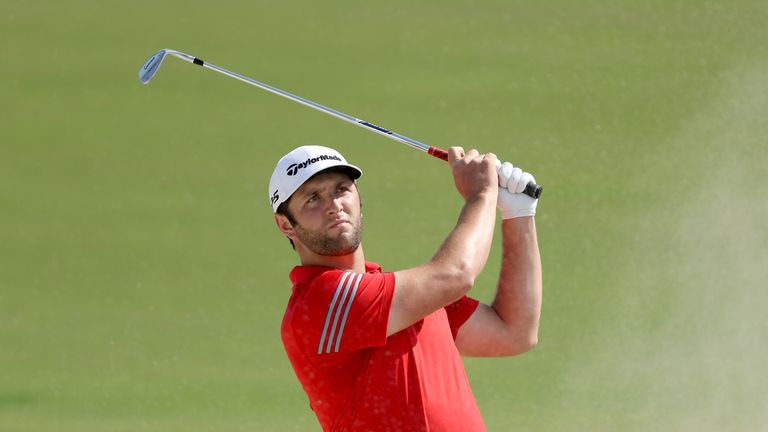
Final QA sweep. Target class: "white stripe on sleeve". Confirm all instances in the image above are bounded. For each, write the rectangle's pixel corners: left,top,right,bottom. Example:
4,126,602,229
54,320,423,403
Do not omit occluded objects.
324,273,356,354
317,272,350,355
333,273,363,353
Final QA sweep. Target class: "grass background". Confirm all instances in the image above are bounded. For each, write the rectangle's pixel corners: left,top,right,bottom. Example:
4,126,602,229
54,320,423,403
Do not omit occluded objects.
2,0,767,430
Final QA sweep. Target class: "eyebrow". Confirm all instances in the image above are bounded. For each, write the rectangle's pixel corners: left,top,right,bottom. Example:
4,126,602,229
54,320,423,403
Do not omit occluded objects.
297,178,353,201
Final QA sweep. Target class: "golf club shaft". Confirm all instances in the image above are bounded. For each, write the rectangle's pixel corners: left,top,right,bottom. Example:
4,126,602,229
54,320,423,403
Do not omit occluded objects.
159,50,541,198
165,52,447,156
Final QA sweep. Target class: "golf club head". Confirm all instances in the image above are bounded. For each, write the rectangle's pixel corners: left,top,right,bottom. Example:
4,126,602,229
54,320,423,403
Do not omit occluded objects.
138,49,168,84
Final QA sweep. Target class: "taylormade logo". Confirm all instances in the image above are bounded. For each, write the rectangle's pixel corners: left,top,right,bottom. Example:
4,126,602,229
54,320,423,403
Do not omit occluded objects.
285,154,342,176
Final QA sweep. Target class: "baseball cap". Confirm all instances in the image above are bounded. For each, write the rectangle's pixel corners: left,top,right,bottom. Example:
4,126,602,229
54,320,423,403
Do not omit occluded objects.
269,145,363,213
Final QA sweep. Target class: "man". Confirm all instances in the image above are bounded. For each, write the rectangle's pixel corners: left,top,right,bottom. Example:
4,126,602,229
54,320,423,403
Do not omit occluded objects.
269,144,542,431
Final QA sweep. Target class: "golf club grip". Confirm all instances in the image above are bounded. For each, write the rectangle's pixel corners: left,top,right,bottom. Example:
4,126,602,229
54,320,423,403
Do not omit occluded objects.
427,146,543,199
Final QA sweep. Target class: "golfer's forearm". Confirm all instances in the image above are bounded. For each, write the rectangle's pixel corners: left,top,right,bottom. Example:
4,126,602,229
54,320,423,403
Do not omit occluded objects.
387,192,496,335
492,217,542,344
431,192,497,285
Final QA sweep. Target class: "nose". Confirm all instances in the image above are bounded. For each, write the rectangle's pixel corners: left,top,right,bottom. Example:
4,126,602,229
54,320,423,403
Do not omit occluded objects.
326,196,344,215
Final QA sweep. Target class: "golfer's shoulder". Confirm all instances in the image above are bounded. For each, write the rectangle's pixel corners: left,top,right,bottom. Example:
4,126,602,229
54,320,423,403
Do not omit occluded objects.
286,269,346,317
295,263,391,300
298,268,350,297
291,265,345,289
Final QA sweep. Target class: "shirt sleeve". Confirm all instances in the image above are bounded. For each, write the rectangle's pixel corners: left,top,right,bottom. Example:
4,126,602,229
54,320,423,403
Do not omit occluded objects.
444,295,480,339
291,270,395,357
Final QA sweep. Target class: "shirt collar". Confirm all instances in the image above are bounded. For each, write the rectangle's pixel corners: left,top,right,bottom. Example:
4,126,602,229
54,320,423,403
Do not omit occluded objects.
289,261,382,287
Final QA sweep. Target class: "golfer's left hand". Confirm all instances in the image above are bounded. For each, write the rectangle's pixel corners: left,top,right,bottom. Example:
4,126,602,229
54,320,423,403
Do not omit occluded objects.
496,161,538,219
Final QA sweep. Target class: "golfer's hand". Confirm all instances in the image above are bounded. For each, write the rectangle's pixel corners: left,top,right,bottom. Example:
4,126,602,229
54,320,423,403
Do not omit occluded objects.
497,161,538,218
448,147,499,201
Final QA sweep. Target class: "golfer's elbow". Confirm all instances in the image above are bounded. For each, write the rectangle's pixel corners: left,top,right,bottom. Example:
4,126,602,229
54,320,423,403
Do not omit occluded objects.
502,337,538,356
519,333,539,353
433,259,478,298
446,265,475,297
458,254,490,291
502,326,539,356
520,319,541,351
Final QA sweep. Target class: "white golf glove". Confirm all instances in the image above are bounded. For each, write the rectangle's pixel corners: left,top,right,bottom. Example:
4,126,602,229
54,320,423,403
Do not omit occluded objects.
496,161,538,219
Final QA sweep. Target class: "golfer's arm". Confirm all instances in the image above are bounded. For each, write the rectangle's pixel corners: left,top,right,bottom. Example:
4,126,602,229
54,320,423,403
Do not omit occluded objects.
387,192,496,336
455,217,542,356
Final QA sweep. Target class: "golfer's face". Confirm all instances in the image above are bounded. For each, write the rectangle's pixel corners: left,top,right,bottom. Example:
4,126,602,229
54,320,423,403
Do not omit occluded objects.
289,172,362,256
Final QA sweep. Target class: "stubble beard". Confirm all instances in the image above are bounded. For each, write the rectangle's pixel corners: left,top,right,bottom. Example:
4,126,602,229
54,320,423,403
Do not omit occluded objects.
293,214,363,256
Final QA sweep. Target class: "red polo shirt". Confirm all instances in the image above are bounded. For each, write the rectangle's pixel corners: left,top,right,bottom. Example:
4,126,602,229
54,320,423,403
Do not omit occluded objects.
281,261,485,432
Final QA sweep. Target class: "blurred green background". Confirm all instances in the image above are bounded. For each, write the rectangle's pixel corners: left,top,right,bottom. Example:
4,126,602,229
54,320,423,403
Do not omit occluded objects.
2,0,767,430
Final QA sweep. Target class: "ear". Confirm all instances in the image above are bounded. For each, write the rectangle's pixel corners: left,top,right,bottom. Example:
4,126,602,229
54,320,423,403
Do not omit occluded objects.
274,213,296,240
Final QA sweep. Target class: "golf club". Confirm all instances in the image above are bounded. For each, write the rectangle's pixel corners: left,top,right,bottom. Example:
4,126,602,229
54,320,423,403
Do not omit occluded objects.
138,48,542,199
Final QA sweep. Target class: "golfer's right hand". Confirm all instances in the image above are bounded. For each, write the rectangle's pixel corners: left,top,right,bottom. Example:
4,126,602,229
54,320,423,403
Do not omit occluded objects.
448,146,499,201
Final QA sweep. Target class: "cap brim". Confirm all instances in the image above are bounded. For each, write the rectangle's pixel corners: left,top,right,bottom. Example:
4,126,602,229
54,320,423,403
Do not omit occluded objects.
315,164,362,181
272,164,363,213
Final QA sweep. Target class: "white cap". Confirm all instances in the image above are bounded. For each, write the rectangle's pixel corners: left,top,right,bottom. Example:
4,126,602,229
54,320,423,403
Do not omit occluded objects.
269,145,362,212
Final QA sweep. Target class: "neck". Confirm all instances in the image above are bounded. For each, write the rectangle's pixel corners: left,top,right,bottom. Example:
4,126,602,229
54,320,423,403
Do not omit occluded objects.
297,244,366,273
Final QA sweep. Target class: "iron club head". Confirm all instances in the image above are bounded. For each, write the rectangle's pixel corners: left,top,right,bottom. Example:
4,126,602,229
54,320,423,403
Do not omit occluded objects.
138,49,169,84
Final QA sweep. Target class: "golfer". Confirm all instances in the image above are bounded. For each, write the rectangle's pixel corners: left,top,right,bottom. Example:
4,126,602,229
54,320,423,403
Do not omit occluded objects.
269,145,542,431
